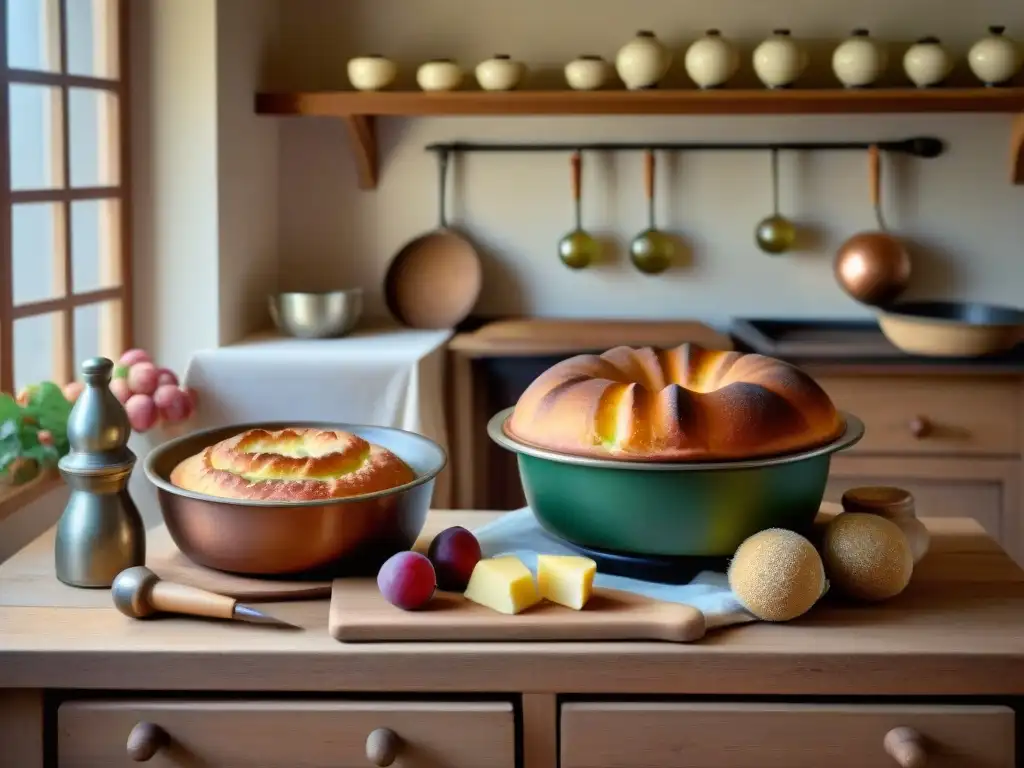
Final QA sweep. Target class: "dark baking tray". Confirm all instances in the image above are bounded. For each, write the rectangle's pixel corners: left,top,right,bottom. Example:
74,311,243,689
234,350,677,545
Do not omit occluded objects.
730,318,905,359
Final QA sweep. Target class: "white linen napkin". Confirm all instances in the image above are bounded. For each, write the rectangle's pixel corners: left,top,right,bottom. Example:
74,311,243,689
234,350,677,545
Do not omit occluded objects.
471,507,756,630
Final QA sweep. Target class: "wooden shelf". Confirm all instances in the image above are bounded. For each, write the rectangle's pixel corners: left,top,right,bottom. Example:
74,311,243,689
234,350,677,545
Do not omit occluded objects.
254,88,1024,189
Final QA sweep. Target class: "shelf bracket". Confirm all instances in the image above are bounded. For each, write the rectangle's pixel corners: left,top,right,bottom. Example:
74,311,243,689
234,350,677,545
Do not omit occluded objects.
1012,113,1024,185
344,115,378,190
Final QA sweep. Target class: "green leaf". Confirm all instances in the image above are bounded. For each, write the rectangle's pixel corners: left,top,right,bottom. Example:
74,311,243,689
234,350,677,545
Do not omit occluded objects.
21,381,72,441
22,443,57,465
0,393,20,424
0,430,23,473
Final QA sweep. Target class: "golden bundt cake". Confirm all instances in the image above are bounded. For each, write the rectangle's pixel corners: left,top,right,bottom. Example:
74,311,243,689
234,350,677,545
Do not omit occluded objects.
170,427,415,501
505,343,844,461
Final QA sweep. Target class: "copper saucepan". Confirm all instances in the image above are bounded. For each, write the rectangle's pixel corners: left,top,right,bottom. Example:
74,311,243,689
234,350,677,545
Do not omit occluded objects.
877,300,1024,358
834,144,912,306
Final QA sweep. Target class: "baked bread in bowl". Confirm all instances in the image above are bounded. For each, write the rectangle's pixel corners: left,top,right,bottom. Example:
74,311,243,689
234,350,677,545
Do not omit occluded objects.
506,343,843,462
170,427,416,501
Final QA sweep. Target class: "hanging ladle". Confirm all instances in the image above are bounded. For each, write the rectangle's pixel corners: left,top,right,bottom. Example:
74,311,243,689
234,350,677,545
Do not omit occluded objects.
629,148,673,275
558,150,600,269
754,147,797,255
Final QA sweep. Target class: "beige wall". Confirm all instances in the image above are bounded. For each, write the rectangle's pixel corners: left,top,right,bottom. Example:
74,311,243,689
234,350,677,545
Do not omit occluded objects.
131,0,280,374
126,0,281,527
274,0,1024,326
216,0,282,346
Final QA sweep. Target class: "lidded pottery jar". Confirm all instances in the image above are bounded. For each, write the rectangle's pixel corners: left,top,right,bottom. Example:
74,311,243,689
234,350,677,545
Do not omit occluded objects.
565,55,612,90
832,29,888,88
416,59,464,91
840,486,930,565
475,54,527,91
346,55,398,91
753,29,808,88
684,29,740,89
967,26,1023,86
615,30,672,89
903,36,954,87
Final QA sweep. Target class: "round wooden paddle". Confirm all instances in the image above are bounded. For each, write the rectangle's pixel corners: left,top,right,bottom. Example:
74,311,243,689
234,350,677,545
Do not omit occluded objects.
384,149,482,329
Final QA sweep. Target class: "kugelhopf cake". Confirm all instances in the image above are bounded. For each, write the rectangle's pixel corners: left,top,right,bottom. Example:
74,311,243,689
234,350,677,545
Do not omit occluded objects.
170,427,415,501
505,343,844,462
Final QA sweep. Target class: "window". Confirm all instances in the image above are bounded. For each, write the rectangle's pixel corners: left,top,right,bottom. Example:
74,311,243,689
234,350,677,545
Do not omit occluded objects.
0,0,130,394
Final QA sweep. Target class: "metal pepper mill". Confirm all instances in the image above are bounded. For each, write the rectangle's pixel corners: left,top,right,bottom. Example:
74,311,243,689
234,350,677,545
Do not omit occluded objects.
54,356,145,588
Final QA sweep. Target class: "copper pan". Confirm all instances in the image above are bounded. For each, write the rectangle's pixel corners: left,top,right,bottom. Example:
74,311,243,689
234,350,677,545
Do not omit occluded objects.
877,300,1024,358
384,150,482,329
143,421,447,577
834,145,912,306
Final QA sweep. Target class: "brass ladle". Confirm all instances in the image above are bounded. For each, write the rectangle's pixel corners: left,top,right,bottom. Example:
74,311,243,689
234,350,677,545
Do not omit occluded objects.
755,147,797,255
629,148,673,274
558,150,600,270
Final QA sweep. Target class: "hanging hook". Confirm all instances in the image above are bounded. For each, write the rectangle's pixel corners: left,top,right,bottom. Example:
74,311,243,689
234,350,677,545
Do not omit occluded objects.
770,147,780,216
437,148,450,228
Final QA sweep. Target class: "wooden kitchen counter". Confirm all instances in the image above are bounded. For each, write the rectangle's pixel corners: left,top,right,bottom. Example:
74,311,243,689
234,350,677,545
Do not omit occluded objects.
2,507,1023,766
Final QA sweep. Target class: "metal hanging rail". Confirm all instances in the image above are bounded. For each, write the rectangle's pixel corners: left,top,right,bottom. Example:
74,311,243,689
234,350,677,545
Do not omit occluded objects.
425,137,946,158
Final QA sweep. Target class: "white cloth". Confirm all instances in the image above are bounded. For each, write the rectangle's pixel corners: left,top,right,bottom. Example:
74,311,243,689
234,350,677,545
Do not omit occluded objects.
471,507,756,630
180,323,453,506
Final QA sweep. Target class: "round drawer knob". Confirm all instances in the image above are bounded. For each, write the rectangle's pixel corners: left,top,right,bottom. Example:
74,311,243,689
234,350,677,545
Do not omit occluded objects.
908,416,932,439
126,721,168,762
884,726,928,768
366,727,401,767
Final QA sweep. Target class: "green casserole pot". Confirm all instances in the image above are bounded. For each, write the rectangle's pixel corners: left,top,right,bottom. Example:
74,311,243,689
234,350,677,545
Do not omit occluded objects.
487,408,865,557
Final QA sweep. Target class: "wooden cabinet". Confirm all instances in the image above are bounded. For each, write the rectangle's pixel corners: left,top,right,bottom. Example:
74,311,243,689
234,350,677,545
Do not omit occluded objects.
561,701,1017,768
57,699,516,768
816,373,1024,562
816,375,1021,456
826,455,1020,554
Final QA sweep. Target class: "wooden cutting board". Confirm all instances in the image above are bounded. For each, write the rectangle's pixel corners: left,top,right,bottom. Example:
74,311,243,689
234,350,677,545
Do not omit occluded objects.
329,580,706,643
150,548,333,602
448,318,734,357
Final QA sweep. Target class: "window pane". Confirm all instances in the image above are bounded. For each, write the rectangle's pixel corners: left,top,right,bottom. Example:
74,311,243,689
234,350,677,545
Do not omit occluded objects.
66,0,119,79
71,198,120,293
12,202,65,305
14,312,64,391
69,87,119,187
9,84,64,191
7,0,59,72
74,300,122,367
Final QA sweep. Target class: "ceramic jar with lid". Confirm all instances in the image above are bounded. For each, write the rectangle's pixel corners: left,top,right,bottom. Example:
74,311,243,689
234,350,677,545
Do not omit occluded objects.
832,29,887,88
753,29,808,89
840,486,930,564
565,55,611,90
903,37,954,87
684,29,740,89
475,54,527,91
967,26,1022,86
615,30,672,89
416,59,464,92
346,55,398,91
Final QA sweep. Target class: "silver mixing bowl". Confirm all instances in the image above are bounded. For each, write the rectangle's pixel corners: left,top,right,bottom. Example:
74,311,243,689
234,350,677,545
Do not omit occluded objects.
269,289,363,339
143,421,446,576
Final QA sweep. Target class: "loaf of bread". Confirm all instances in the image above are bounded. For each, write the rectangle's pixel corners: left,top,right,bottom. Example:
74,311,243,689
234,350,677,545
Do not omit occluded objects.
505,343,844,462
170,427,416,501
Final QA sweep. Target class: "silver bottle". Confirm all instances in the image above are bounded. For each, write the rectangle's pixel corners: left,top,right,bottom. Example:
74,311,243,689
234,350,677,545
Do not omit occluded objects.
55,357,145,588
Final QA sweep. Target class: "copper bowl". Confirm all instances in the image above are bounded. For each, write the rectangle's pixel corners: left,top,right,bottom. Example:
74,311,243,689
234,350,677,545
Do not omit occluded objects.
143,421,446,577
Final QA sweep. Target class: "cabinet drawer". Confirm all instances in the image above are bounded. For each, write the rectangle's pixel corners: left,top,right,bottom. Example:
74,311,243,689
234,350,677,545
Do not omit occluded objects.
58,699,515,768
561,702,1015,768
817,376,1021,455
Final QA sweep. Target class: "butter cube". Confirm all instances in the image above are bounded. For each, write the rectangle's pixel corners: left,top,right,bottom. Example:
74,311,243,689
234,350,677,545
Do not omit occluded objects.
463,556,541,615
537,555,597,610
